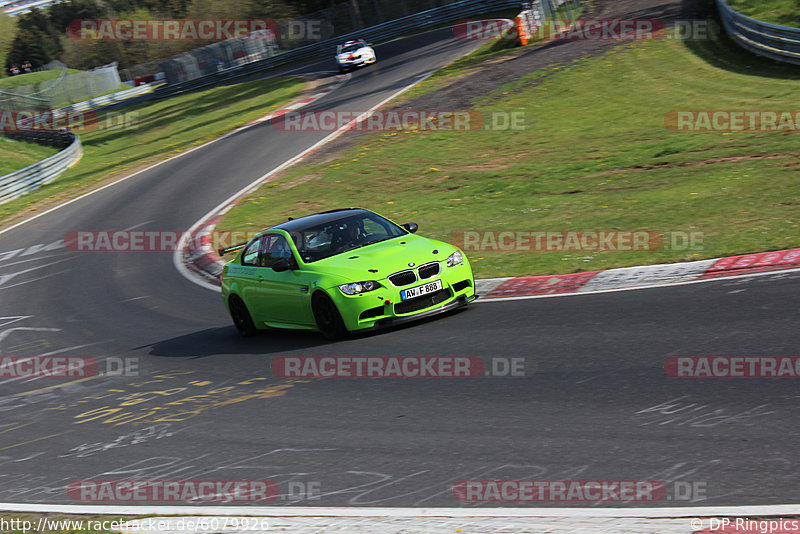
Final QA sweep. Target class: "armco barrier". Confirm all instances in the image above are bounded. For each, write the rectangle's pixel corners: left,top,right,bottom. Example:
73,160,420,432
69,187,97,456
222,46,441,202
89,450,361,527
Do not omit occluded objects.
156,0,523,97
0,131,82,204
717,0,800,65
59,83,161,113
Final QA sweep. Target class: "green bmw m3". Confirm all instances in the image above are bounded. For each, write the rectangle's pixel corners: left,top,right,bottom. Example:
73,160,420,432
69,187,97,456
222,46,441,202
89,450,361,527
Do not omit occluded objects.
220,208,477,339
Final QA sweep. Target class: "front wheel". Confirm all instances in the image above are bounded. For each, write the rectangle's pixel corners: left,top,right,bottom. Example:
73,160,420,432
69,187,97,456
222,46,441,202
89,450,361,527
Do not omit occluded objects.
312,292,348,340
229,295,257,337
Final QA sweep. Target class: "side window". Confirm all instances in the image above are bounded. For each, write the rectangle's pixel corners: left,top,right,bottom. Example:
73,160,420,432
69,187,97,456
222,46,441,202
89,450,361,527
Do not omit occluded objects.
258,235,293,268
241,238,261,266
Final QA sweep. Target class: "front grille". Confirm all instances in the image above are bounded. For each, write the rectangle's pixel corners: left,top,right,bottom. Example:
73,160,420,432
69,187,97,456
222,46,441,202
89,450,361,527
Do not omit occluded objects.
394,288,452,315
389,270,417,287
359,306,384,320
452,279,471,292
417,262,440,280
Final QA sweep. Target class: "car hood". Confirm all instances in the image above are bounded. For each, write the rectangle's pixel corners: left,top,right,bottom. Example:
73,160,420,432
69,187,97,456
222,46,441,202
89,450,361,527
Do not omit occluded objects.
308,234,454,283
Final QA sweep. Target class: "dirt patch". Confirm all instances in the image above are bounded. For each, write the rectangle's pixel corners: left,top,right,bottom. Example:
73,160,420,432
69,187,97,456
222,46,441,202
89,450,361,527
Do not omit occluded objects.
447,161,517,172
278,173,320,190
579,152,796,178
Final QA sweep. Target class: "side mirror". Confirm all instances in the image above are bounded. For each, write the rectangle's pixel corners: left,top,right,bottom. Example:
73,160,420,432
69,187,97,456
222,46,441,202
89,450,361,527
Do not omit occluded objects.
272,257,295,272
402,222,418,234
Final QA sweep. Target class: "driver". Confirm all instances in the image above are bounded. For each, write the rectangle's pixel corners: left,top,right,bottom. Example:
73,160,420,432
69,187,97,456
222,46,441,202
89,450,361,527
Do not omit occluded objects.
332,220,366,252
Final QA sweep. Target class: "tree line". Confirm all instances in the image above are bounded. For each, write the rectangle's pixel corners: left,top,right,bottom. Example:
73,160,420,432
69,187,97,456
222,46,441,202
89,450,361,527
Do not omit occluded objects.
3,0,346,74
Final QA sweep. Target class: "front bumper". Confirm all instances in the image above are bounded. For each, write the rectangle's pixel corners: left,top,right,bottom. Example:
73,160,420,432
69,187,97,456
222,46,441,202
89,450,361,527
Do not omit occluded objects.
337,57,370,68
331,264,477,332
368,293,478,331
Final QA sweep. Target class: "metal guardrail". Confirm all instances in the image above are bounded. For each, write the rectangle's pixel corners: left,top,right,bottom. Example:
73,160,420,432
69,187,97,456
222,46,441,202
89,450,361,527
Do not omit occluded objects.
59,83,162,113
156,0,522,98
2,0,68,16
0,131,82,204
717,0,800,65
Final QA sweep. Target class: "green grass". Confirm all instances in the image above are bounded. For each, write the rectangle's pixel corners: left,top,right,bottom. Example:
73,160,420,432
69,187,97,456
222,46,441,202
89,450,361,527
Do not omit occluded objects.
0,76,307,223
217,28,800,279
0,136,59,176
0,69,80,90
728,0,800,26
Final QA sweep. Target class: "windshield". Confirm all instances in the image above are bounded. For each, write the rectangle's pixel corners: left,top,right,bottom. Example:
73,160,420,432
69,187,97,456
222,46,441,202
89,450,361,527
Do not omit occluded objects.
340,43,363,54
287,212,406,263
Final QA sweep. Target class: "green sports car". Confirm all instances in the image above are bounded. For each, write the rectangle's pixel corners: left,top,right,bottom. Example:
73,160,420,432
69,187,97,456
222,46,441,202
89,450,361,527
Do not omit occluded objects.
220,208,477,339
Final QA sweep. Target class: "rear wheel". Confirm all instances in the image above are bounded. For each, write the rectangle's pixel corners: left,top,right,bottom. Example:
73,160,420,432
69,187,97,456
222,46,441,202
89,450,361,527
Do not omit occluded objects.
312,292,348,340
229,295,257,337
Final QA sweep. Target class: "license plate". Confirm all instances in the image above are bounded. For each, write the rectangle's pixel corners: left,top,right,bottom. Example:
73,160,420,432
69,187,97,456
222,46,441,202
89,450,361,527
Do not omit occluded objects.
401,279,443,300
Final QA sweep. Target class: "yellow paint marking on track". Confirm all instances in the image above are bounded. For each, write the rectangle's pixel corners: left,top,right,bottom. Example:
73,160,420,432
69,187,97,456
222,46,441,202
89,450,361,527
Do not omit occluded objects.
0,431,72,451
0,422,31,435
17,372,119,396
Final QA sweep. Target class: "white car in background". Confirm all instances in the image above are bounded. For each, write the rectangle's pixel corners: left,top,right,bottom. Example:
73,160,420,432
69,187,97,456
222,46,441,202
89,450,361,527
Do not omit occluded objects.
336,39,376,73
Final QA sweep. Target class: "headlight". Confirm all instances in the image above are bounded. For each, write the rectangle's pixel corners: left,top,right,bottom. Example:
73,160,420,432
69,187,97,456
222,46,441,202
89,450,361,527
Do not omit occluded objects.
446,250,463,267
339,281,381,295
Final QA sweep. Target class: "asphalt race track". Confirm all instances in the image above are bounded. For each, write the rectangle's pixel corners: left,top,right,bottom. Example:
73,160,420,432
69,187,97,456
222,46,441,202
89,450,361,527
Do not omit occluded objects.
0,24,799,508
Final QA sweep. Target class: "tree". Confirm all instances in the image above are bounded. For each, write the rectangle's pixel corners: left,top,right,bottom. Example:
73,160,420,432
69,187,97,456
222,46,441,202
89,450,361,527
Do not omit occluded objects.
8,8,63,68
0,12,17,77
48,0,106,35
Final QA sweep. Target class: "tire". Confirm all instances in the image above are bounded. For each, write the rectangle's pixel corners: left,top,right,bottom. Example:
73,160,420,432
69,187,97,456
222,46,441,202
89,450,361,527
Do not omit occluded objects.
229,294,257,337
312,292,348,340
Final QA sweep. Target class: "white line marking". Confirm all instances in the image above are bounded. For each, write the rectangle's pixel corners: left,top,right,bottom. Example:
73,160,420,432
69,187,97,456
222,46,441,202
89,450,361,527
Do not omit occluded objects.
0,254,69,269
475,266,800,303
123,220,155,231
0,327,60,345
0,503,798,517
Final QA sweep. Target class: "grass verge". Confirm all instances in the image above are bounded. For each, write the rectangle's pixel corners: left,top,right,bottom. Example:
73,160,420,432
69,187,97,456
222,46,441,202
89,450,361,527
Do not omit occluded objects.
0,137,59,176
728,0,800,26
217,27,800,279
0,69,81,90
0,76,306,224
